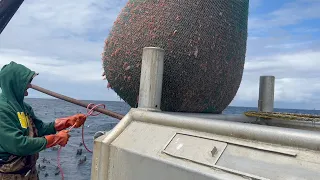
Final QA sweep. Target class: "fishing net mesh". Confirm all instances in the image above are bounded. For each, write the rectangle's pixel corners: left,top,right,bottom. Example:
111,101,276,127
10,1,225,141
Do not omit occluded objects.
102,0,249,113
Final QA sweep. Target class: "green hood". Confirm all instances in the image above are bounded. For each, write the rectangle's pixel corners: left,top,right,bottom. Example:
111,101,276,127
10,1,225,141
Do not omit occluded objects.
0,61,36,109
0,61,56,159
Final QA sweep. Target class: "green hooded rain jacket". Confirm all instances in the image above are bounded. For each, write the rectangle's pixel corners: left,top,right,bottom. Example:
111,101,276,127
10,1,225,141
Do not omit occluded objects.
0,61,56,161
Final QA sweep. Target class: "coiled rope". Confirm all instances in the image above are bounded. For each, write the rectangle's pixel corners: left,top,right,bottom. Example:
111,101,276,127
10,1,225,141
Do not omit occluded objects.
57,103,106,180
244,111,320,122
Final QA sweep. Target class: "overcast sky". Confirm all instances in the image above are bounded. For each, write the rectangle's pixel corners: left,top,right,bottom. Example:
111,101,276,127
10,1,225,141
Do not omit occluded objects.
0,0,319,110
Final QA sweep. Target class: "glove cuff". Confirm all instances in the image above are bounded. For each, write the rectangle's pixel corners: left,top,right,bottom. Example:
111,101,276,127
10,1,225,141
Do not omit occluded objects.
45,135,56,148
54,118,73,131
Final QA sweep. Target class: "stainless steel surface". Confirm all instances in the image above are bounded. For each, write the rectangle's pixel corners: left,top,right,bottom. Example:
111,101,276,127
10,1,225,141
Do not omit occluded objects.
258,76,275,112
264,118,320,131
107,116,263,180
131,109,320,151
162,133,228,165
91,113,133,180
108,145,251,180
165,112,257,123
167,132,298,157
165,111,320,131
217,144,320,180
91,108,320,180
93,131,105,140
138,47,164,111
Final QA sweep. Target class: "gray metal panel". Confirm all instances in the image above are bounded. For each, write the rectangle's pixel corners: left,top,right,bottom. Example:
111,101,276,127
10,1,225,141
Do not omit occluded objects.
217,144,320,180
108,121,261,180
131,109,320,151
164,111,320,131
91,109,320,180
108,147,247,180
162,133,227,166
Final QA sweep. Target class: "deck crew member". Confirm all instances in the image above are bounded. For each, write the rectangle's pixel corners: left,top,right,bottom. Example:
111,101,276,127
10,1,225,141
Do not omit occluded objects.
0,61,87,179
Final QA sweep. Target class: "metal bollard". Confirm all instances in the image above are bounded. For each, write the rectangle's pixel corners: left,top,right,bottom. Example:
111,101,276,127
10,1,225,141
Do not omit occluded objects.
138,47,165,111
258,76,275,112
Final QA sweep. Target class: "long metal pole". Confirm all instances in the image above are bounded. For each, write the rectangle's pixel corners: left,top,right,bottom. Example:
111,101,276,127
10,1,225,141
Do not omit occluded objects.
30,84,124,120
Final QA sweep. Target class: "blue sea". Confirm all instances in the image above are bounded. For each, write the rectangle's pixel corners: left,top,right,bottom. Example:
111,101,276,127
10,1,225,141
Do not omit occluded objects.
24,98,320,180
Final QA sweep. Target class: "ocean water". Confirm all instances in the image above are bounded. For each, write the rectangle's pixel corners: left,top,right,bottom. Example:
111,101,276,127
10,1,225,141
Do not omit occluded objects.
24,98,320,180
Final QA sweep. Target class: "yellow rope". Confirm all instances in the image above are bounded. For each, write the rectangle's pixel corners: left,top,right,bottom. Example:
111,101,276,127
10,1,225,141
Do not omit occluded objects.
244,111,320,122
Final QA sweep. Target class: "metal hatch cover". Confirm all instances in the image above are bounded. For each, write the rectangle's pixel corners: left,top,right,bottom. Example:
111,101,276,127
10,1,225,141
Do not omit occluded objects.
162,133,227,166
160,132,306,180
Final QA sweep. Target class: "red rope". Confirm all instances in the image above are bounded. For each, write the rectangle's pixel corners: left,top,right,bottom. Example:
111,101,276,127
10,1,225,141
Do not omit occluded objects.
57,103,106,180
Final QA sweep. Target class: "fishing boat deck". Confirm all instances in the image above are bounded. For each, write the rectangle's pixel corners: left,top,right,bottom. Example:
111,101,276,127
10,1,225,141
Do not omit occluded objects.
92,108,320,180
90,47,320,180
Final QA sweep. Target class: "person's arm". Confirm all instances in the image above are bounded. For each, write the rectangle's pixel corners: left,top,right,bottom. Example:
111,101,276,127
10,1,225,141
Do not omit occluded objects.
0,110,47,156
24,103,56,136
24,103,87,136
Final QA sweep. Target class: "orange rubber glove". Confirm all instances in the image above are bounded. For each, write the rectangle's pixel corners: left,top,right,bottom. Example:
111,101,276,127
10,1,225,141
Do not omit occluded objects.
45,130,70,148
54,114,87,131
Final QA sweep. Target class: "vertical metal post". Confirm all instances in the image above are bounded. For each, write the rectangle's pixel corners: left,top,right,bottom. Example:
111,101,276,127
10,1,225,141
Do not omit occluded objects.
258,76,275,112
138,47,164,111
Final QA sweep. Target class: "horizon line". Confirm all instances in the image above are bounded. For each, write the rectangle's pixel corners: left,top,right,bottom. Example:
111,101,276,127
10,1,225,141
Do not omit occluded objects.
24,97,318,111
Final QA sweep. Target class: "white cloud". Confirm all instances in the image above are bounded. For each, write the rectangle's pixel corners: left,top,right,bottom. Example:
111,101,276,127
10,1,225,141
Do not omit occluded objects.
236,77,320,103
232,0,320,109
0,48,104,82
245,50,320,73
249,0,320,31
249,0,263,9
0,0,128,101
234,50,320,106
0,0,128,59
13,0,125,35
264,41,313,49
